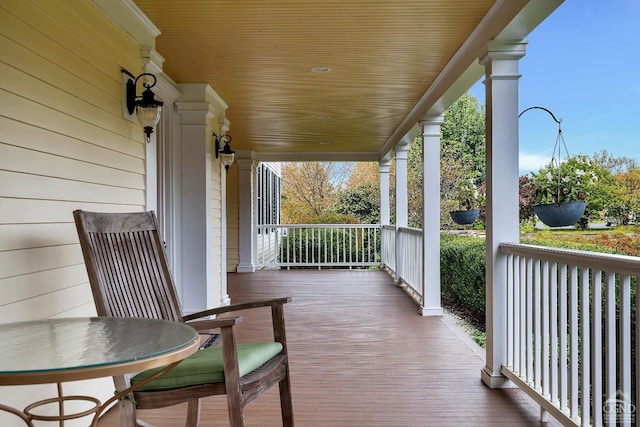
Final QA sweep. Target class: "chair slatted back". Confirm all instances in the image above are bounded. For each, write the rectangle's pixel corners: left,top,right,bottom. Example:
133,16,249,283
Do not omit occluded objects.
74,210,183,322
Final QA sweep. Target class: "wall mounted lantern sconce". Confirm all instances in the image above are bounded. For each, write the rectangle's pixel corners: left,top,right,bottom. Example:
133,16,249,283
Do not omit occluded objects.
214,133,235,171
122,69,164,143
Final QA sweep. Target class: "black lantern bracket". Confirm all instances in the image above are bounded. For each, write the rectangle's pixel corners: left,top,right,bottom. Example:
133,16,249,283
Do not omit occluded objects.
121,69,164,143
214,133,235,171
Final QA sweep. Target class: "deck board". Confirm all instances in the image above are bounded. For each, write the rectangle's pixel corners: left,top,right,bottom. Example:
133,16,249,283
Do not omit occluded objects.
99,270,559,426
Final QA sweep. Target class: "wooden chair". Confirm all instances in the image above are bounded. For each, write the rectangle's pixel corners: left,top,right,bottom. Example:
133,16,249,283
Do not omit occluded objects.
73,210,294,427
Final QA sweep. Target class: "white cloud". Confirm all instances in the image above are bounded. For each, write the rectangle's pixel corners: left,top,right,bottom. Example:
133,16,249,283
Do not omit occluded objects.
519,152,551,176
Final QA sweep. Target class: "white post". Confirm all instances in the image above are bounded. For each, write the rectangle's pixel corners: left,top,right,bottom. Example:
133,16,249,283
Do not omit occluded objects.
237,158,257,273
394,138,410,283
175,87,215,313
394,139,410,228
420,115,444,316
379,158,391,226
479,40,526,388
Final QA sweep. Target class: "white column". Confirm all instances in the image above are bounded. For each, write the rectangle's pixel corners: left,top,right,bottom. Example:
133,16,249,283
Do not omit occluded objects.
175,95,215,314
379,158,391,226
420,115,444,316
394,138,410,283
394,139,410,228
479,40,526,388
237,158,257,273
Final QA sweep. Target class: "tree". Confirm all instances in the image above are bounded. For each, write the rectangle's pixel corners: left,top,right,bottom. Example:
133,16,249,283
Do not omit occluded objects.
281,162,352,223
440,92,486,181
518,176,536,223
606,168,640,225
591,149,638,174
347,162,379,188
335,182,380,224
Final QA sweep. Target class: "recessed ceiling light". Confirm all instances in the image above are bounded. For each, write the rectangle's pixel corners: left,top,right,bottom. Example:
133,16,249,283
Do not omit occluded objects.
317,115,331,120
310,66,332,73
319,141,331,145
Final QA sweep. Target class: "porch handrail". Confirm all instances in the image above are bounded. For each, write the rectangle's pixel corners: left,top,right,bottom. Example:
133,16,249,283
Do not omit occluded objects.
395,227,423,304
257,224,382,269
499,242,640,427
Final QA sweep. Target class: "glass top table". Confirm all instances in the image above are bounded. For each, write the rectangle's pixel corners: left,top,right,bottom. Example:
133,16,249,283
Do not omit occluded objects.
0,317,200,425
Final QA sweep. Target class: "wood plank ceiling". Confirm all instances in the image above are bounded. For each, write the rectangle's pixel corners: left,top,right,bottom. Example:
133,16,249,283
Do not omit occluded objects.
132,0,501,160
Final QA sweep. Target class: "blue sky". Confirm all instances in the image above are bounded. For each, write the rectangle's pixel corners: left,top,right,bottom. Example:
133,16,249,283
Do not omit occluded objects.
469,0,640,176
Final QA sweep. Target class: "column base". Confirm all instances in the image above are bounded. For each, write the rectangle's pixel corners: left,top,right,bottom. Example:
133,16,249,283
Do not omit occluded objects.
236,263,256,273
481,366,514,389
420,307,443,317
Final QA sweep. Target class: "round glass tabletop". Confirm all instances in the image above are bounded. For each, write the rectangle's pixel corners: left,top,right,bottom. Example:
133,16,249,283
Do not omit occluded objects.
0,317,199,385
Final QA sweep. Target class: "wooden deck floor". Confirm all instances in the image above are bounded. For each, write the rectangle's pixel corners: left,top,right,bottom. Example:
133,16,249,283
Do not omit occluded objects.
99,270,558,426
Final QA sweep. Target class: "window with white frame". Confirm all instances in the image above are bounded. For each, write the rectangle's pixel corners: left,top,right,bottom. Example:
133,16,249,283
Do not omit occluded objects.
257,163,281,233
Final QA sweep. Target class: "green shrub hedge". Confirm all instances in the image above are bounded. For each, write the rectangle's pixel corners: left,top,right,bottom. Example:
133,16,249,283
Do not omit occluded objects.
439,234,624,333
440,234,487,331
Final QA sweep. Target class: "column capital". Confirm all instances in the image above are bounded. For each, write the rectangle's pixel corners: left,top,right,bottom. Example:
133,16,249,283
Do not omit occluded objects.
479,40,527,64
394,136,411,159
419,114,445,127
176,84,228,127
419,115,445,139
378,158,391,173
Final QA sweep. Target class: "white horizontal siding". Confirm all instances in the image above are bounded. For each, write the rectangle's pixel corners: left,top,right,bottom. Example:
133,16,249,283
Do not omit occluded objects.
0,0,149,423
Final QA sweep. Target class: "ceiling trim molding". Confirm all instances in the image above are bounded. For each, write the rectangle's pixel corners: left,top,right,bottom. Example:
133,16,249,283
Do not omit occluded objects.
93,0,160,48
380,0,563,161
380,0,531,158
254,151,381,163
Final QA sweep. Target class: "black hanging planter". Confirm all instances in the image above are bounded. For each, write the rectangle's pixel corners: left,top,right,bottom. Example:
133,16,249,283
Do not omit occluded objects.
521,106,588,228
450,209,480,225
534,200,586,227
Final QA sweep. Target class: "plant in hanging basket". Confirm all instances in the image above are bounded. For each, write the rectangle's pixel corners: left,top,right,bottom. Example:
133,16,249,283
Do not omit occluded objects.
450,178,485,225
531,155,599,227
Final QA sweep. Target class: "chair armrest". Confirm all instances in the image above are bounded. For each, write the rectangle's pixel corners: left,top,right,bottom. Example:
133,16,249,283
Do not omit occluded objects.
182,297,291,321
185,317,242,332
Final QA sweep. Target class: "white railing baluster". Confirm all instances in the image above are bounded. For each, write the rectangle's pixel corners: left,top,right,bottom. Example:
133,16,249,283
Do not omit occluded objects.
534,258,542,392
581,267,591,427
542,260,550,399
558,263,568,413
592,270,602,425
605,272,616,411
526,257,534,383
637,274,640,427
520,256,527,376
550,261,559,405
507,253,514,369
569,265,578,419
342,226,346,264
619,274,631,427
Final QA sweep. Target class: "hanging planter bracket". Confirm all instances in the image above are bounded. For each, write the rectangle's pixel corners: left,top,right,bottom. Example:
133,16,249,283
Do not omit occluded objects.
519,106,573,205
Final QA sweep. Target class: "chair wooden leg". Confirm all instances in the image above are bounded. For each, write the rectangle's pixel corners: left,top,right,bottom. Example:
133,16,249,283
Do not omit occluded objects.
118,399,137,427
279,373,294,426
221,325,245,427
113,375,138,427
185,398,201,427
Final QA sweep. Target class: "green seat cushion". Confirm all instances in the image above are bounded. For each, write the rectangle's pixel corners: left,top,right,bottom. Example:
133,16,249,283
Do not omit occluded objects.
131,342,283,391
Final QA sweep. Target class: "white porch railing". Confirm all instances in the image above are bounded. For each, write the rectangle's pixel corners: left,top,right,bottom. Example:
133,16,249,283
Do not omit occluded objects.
500,243,640,427
381,225,396,273
397,227,423,303
381,226,424,305
257,224,381,269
